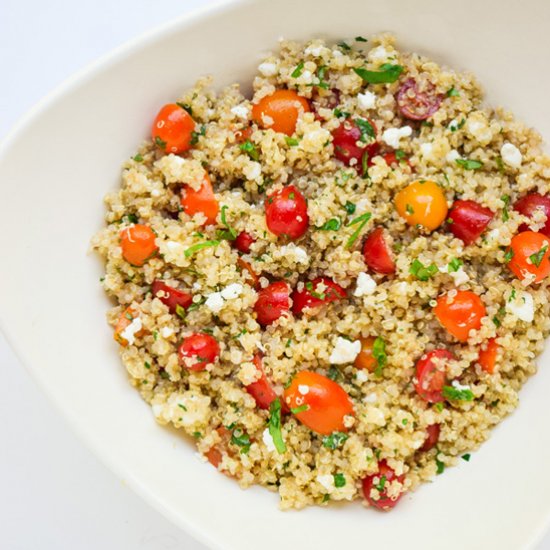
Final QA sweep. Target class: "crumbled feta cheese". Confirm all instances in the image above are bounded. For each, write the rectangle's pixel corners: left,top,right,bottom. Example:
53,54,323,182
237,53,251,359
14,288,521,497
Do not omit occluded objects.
356,370,369,383
160,327,174,338
329,337,361,364
258,62,277,76
420,142,433,158
280,243,309,264
446,149,461,163
298,384,310,395
368,45,389,63
300,70,313,84
451,380,471,392
165,240,183,252
205,292,224,313
304,44,326,57
231,105,249,119
381,126,412,149
220,283,243,300
316,474,334,491
451,267,469,286
355,198,370,214
120,317,142,346
357,91,376,110
243,161,262,181
262,428,276,452
506,290,535,322
354,272,377,297
364,392,377,403
448,119,460,131
501,142,522,169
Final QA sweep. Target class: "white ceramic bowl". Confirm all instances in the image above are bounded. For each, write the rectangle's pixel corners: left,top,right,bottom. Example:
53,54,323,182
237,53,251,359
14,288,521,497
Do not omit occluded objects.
1,1,550,548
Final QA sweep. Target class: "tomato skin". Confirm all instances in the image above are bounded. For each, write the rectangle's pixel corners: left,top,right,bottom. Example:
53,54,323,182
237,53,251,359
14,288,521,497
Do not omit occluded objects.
514,193,550,237
234,126,253,144
447,200,494,245
181,173,219,226
253,281,291,326
508,231,550,283
151,280,192,314
362,461,405,511
252,89,311,135
395,180,448,231
245,354,286,411
396,79,443,121
152,104,195,154
434,290,486,342
291,277,346,315
265,185,309,240
237,258,260,289
354,336,377,371
331,119,380,173
284,371,354,435
420,424,441,452
414,349,454,403
178,333,220,371
382,151,411,169
114,306,143,347
478,338,499,374
362,227,396,275
120,224,158,266
233,231,256,254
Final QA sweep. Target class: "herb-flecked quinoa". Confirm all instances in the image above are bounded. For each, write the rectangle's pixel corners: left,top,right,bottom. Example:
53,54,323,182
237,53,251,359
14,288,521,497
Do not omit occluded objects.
92,34,550,510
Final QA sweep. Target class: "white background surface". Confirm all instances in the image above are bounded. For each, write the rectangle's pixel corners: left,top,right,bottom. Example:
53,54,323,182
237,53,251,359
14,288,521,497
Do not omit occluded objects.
0,1,549,549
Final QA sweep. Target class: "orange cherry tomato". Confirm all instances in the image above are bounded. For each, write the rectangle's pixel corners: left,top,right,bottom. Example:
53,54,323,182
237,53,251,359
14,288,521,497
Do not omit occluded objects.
354,336,377,371
181,173,219,226
152,103,195,154
478,338,499,374
237,258,260,289
114,306,144,347
120,224,158,266
252,89,311,135
507,231,550,283
283,371,354,435
394,180,448,231
434,290,486,342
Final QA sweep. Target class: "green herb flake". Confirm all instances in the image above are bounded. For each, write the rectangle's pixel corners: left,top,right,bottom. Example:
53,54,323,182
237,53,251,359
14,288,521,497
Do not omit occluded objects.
322,494,330,503
448,258,463,273
372,337,387,377
406,203,415,215
216,205,238,241
333,473,346,488
184,240,220,258
333,108,350,119
344,201,356,215
338,41,351,51
132,153,144,162
176,102,193,115
395,149,407,161
353,64,404,84
290,404,309,414
239,139,260,161
461,453,471,462
345,212,372,248
402,419,408,426
190,125,206,146
434,402,445,412
436,455,445,475
375,474,387,491
327,365,342,382
154,136,167,149
501,194,511,221
175,304,186,320
504,249,514,263
447,86,460,97
177,403,187,412
317,217,342,231
144,361,151,370
285,136,300,146
291,61,305,78
356,118,376,143
409,259,438,281
322,432,349,450
455,158,483,170
355,36,368,42
268,398,287,454
361,150,370,179
529,245,548,267
230,427,251,454
316,65,329,89
442,385,474,402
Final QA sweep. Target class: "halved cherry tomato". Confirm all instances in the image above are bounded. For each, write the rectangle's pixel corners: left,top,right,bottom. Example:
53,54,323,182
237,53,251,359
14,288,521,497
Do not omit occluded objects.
478,338,499,374
354,336,377,371
331,118,380,174
151,280,192,314
251,89,311,135
253,281,290,326
245,354,283,410
178,333,220,371
283,370,354,435
434,290,486,342
233,231,256,254
205,446,223,469
152,103,195,154
205,426,232,470
120,224,158,266
291,277,346,315
420,424,441,452
447,200,494,245
362,227,396,275
514,193,550,237
114,306,144,347
362,460,405,511
234,126,253,144
396,78,442,121
265,185,309,239
237,258,260,289
414,349,454,403
181,173,219,226
395,180,448,231
508,231,550,283
382,151,412,169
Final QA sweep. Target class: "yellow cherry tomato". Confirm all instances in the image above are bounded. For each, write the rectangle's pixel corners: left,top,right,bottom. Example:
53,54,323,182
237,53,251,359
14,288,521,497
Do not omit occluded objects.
395,180,448,231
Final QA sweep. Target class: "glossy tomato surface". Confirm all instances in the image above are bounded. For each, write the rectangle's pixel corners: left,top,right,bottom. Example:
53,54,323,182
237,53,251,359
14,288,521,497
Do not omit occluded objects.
254,281,291,326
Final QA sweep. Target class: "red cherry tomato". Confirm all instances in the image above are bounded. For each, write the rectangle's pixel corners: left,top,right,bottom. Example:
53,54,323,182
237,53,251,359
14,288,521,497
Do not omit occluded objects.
152,103,195,154
253,281,291,326
508,231,550,283
447,200,494,245
120,224,158,266
478,338,499,374
396,78,442,120
181,173,219,226
283,371,354,435
414,349,454,403
362,227,396,275
331,118,380,175
178,333,220,371
362,460,405,511
291,277,346,315
382,151,411,169
420,424,441,452
265,185,309,240
245,354,286,411
151,280,192,314
434,290,486,342
514,193,550,237
233,231,256,254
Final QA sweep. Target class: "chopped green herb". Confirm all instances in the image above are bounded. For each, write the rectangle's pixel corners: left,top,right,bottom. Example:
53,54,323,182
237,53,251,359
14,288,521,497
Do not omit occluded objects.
285,136,300,146
177,403,187,412
239,139,260,161
322,494,330,503
501,194,511,221
435,455,445,474
288,192,295,200
187,297,206,312
144,361,151,369
461,454,471,462
344,201,356,215
434,402,445,412
175,304,186,320
268,398,287,454
406,203,415,215
290,404,309,414
184,240,220,258
337,41,351,51
345,212,372,248
154,136,167,149
496,156,505,173
291,61,305,78
333,108,350,119
356,118,376,142
361,150,370,179
230,427,251,454
355,36,368,42
402,419,408,426
353,64,404,84
153,330,159,341
317,217,342,231
442,385,474,402
322,432,349,450
372,337,387,376
504,249,514,263
176,102,193,115
448,258,463,273
285,338,292,347
375,474,387,491
216,205,237,241
333,473,346,487
409,259,438,281
449,118,466,132
132,153,143,162
395,149,407,161
193,431,202,439
190,125,206,145
327,365,342,381
336,170,353,186
316,65,329,89
447,86,460,97
529,245,548,267
455,158,483,170
509,289,517,301
232,329,248,339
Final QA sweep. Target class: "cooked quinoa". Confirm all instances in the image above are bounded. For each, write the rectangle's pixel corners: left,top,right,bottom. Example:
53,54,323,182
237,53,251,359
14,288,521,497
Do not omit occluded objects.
92,34,550,510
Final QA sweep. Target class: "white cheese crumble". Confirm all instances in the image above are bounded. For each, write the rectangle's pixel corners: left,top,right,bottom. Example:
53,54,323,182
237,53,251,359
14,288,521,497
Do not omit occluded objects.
506,290,535,322
354,272,377,297
279,243,309,264
316,474,334,491
262,428,276,452
364,392,377,403
258,62,277,76
357,91,376,110
420,142,433,158
451,267,469,286
501,142,522,169
230,105,249,119
356,370,369,383
446,149,461,163
160,327,174,338
304,44,327,57
381,126,412,149
205,292,224,313
368,45,390,63
451,380,471,392
243,161,262,181
329,337,361,364
120,317,142,346
220,283,243,300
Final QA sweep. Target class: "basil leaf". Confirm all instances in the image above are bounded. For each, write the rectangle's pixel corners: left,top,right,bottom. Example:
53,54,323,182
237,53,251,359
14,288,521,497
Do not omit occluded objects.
353,64,404,84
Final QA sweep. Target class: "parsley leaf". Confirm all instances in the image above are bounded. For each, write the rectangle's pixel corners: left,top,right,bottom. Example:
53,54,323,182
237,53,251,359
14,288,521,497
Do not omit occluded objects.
175,304,186,320
447,86,460,97
230,427,251,454
375,474,387,491
239,139,260,161
353,64,404,84
409,259,438,281
461,454,471,462
345,212,372,248
355,36,368,42
268,398,287,454
333,473,346,487
290,404,309,414
435,455,445,474
184,240,220,258
501,194,511,221
216,205,237,241
448,258,463,273
132,153,143,162
356,118,376,142
285,136,300,146
455,158,483,170
333,108,350,119
322,432,349,450
317,217,342,231
338,41,351,51
504,249,514,263
154,136,167,149
372,337,387,376
291,62,305,78
530,245,548,267
344,201,356,215
442,385,474,401
190,125,206,145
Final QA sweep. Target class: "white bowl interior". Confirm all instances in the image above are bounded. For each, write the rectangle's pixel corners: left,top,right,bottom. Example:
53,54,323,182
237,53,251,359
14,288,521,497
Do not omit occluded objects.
1,0,550,549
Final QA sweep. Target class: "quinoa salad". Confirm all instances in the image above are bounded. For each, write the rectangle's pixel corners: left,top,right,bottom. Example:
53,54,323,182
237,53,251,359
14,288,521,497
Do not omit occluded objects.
92,34,550,511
